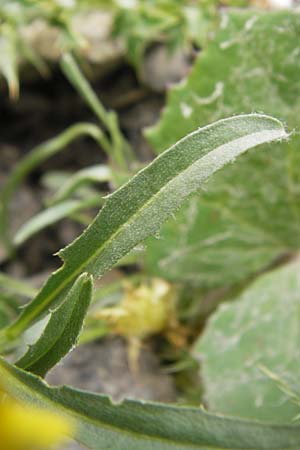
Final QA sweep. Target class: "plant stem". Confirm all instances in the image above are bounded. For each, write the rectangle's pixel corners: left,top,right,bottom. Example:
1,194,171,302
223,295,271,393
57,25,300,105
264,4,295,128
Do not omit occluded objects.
60,53,134,172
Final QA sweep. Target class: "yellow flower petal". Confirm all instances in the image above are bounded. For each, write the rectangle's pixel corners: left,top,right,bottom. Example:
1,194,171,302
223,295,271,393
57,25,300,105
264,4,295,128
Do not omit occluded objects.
0,391,73,450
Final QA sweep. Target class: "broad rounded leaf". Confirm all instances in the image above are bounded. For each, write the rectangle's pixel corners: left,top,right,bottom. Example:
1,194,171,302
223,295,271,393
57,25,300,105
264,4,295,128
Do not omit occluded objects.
194,257,300,423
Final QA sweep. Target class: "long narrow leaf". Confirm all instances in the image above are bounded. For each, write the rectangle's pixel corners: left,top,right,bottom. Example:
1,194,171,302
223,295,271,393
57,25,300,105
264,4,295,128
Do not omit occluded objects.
50,164,111,204
0,123,104,250
16,273,93,377
2,114,287,341
0,358,299,450
13,196,103,247
0,272,37,298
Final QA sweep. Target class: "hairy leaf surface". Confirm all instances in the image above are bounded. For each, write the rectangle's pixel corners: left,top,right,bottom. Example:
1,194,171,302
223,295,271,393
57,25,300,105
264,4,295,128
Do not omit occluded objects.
194,257,300,422
0,358,300,450
2,114,286,340
16,273,93,376
145,11,300,288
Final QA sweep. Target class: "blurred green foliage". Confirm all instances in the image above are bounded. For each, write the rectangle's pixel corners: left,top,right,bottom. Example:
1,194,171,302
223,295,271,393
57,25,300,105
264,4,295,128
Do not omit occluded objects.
0,0,251,94
112,0,251,68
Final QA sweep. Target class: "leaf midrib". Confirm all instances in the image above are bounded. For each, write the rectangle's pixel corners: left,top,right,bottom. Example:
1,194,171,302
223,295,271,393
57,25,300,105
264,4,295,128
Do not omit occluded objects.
12,123,285,333
1,361,299,450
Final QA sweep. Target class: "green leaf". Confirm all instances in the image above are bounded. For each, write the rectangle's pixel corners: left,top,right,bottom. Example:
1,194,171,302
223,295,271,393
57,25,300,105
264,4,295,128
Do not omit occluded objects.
13,196,103,247
16,273,93,377
1,357,300,450
0,272,37,299
145,10,300,288
1,114,287,342
49,164,112,204
0,273,36,329
194,257,300,423
0,122,104,251
60,54,133,173
0,293,19,330
0,24,19,99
